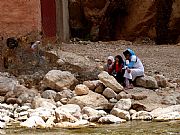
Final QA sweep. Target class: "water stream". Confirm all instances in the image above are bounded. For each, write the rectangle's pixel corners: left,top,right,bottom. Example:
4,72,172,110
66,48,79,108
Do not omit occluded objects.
2,121,180,135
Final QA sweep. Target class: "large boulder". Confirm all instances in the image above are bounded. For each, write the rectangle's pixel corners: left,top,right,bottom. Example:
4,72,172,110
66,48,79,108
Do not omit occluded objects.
98,71,124,93
160,91,180,105
135,76,158,89
150,105,180,118
131,111,152,120
82,107,107,118
0,75,18,96
68,91,109,109
55,107,78,123
74,84,89,96
49,51,100,81
110,108,130,120
126,87,168,111
42,70,77,91
153,112,180,122
31,97,56,109
114,99,132,111
29,107,55,121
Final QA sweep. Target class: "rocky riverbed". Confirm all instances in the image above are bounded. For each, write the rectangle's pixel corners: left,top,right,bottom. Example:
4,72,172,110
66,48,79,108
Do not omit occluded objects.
0,40,180,130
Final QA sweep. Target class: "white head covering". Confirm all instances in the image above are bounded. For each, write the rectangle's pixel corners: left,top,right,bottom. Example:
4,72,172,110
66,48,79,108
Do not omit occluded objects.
107,56,115,63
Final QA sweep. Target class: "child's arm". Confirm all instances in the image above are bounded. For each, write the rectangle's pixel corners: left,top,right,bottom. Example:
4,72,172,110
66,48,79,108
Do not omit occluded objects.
127,55,136,68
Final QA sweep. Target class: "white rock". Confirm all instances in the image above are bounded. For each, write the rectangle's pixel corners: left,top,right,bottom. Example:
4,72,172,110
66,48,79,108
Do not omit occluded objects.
114,99,132,111
98,115,126,124
0,115,13,123
110,108,130,120
55,107,78,123
46,116,56,128
16,106,30,113
55,120,89,128
0,121,6,129
29,107,55,121
129,109,137,116
98,71,124,93
19,111,29,117
131,111,152,120
57,104,81,116
20,116,46,128
0,103,14,112
74,84,89,96
82,107,106,118
154,112,180,122
103,88,117,99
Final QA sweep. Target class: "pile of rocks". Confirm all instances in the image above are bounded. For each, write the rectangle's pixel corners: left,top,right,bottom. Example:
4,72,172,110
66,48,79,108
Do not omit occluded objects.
0,70,179,129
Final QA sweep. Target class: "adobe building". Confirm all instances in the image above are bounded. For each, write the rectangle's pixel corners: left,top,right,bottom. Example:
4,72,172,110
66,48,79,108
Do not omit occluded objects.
0,0,69,42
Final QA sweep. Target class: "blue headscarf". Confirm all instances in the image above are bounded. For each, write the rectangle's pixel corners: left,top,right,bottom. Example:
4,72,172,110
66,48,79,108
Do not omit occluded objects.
127,48,135,56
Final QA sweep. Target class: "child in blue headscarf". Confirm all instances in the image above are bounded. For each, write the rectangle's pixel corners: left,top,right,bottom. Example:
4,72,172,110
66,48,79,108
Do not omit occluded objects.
123,49,144,89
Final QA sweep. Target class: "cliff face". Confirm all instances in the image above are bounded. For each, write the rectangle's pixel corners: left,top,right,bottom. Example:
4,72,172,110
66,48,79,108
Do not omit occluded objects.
69,0,180,44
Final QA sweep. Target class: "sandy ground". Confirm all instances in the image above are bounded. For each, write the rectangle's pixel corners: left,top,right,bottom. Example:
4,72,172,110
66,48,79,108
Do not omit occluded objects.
61,41,180,79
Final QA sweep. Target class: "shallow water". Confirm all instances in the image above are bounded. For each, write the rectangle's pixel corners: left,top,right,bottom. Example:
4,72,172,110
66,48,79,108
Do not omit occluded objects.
2,121,180,135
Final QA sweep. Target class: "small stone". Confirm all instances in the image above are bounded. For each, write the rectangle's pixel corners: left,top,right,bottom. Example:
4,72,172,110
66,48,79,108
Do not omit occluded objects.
109,98,118,103
129,109,137,116
116,91,132,100
154,74,168,88
56,101,63,107
6,98,20,104
132,94,147,100
103,88,117,99
95,83,105,94
74,84,89,96
60,98,68,105
41,90,57,99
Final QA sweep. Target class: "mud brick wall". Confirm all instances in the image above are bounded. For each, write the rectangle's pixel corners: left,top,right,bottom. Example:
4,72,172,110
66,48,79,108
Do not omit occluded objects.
0,0,42,39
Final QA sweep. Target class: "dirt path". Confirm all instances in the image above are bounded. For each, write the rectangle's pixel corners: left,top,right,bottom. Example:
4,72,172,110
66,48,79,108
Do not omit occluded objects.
61,41,180,79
